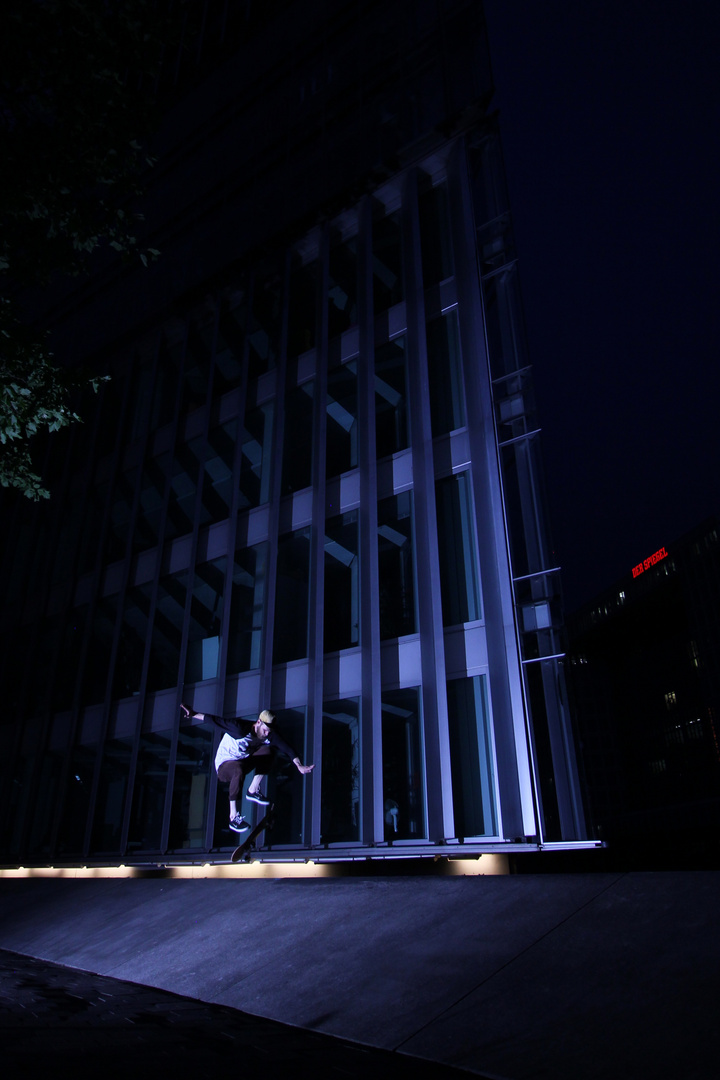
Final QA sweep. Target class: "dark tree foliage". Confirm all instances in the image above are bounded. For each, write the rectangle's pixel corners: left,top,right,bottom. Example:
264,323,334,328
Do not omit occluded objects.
0,0,186,498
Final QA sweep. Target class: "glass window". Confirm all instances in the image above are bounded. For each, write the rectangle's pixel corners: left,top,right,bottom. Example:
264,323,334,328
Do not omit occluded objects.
372,207,404,313
112,586,151,700
105,467,138,563
127,727,172,852
266,707,307,846
375,336,409,459
90,734,134,852
168,721,214,850
200,420,236,522
185,557,226,684
435,472,481,625
324,511,359,652
182,317,213,415
328,234,358,338
326,362,358,478
378,491,416,640
166,436,203,538
81,594,119,706
134,454,168,551
239,401,274,509
426,310,466,435
419,179,454,286
215,282,249,393
78,479,110,573
321,697,360,843
227,542,268,674
482,266,528,381
53,605,88,710
57,743,96,854
247,263,282,378
150,336,183,432
26,747,65,855
146,574,186,693
281,381,314,495
273,527,311,664
27,613,64,715
447,675,497,837
287,259,317,357
381,687,425,840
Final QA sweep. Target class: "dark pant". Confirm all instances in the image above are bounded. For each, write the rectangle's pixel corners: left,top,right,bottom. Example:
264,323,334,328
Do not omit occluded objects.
217,746,274,802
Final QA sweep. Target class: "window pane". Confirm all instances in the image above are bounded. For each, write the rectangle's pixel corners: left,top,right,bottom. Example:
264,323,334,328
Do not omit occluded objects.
113,586,152,699
106,468,138,563
378,491,416,640
227,542,268,674
382,687,425,840
57,743,96,855
215,282,249,393
321,697,360,843
185,557,226,684
182,317,213,414
81,594,119,706
281,381,314,495
168,721,214,850
328,234,358,338
273,528,311,663
247,263,282,378
447,676,497,837
419,179,454,286
134,455,167,550
324,511,359,652
200,421,236,521
90,735,134,852
372,207,404,313
266,707,307,846
326,362,358,478
287,259,317,357
54,606,88,710
239,402,274,509
166,437,202,538
375,336,409,459
146,574,186,693
435,472,481,625
127,727,172,852
427,310,466,435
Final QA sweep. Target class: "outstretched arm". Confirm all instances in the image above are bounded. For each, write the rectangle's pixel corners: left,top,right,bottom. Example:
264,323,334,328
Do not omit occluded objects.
293,757,314,775
180,703,205,720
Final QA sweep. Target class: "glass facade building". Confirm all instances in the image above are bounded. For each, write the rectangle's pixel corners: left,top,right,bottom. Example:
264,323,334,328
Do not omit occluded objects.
0,0,588,865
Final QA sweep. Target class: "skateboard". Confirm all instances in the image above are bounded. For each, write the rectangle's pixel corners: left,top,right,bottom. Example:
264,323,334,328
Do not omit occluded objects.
231,803,275,863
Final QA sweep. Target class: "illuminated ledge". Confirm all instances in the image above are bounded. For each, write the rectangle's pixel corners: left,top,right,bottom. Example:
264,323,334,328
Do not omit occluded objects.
0,842,602,880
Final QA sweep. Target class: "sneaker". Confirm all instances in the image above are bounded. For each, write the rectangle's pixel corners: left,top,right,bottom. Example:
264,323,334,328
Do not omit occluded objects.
246,789,270,805
229,815,250,833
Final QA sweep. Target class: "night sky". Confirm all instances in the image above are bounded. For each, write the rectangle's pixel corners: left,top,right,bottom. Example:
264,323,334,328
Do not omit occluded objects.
483,0,720,610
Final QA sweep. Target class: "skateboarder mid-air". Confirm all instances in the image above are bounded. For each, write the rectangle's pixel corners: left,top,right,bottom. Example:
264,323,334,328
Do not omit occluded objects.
180,705,314,833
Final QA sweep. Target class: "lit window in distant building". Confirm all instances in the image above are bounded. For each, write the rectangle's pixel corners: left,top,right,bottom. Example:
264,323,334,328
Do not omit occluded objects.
688,641,700,668
664,691,677,710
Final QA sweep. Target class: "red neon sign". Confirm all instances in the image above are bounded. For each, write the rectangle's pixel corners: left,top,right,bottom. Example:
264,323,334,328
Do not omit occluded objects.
632,546,669,579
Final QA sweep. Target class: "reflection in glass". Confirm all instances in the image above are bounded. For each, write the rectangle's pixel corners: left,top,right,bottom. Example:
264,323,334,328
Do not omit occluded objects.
372,208,403,313
435,472,481,625
273,528,311,664
426,310,466,435
324,511,359,652
375,336,409,459
185,557,226,684
227,542,268,674
169,721,214,849
328,234,358,338
447,676,497,837
378,491,416,640
321,698,360,843
166,437,202,538
239,402,274,509
287,259,317,357
91,735,133,852
215,283,248,393
182,318,213,414
266,707,306,846
382,688,425,840
134,455,167,551
127,728,172,852
282,381,314,495
326,362,358,478
146,573,186,692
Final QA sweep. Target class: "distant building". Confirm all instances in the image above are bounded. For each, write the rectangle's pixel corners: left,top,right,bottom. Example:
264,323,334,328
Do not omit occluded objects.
0,0,590,866
566,519,720,858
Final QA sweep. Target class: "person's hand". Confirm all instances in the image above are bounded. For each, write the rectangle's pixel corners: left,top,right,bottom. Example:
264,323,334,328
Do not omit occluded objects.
180,703,191,717
297,763,314,774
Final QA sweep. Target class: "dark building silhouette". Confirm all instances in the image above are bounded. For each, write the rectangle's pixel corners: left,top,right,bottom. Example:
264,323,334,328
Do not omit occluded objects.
0,0,591,867
567,519,720,860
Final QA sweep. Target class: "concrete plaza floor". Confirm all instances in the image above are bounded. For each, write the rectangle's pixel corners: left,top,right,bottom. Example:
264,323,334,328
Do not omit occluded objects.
0,869,717,1078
